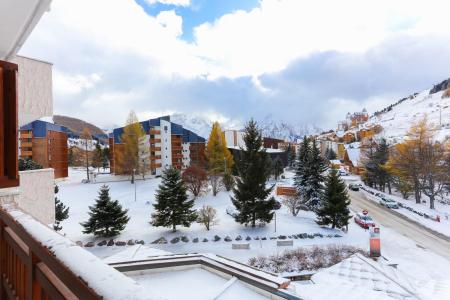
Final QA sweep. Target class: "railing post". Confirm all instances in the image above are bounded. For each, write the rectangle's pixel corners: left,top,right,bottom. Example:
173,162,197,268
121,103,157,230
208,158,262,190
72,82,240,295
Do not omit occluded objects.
27,252,40,300
0,219,5,299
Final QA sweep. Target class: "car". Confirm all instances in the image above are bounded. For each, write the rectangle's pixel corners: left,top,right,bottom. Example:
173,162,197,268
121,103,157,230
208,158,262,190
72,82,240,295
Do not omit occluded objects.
348,183,359,191
379,197,399,209
354,211,376,229
338,170,349,176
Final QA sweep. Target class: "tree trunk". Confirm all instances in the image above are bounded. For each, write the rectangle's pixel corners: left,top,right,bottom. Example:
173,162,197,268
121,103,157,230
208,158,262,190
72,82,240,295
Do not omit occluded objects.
85,143,89,181
387,181,392,194
252,212,256,228
172,223,176,232
430,195,435,209
414,178,421,203
131,171,135,184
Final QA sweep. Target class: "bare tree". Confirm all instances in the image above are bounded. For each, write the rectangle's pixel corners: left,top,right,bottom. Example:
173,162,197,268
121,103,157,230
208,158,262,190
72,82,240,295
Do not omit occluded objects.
282,195,307,216
209,173,223,196
197,205,218,230
182,165,208,197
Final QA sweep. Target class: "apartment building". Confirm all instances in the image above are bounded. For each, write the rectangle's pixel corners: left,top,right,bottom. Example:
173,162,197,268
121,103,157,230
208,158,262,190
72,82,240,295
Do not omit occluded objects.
19,119,69,179
110,116,205,176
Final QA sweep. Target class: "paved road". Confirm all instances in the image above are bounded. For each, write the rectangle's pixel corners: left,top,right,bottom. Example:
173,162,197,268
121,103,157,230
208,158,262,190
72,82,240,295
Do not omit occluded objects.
348,190,450,260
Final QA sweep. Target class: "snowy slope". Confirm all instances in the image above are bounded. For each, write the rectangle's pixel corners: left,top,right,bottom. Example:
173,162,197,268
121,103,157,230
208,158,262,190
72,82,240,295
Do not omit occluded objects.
366,84,450,144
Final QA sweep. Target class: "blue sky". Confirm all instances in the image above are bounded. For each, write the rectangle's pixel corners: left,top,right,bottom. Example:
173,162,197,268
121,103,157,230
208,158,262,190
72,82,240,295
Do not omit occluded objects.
135,0,260,41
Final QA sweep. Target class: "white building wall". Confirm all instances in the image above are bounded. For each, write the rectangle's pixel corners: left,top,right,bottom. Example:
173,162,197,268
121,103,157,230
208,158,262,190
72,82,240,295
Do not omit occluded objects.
160,120,172,169
224,130,245,148
18,168,55,225
12,56,53,126
182,143,190,169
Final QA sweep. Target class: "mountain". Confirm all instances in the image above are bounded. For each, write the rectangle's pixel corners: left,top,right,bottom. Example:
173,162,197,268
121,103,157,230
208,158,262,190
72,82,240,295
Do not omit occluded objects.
365,78,450,144
171,113,321,142
53,115,108,142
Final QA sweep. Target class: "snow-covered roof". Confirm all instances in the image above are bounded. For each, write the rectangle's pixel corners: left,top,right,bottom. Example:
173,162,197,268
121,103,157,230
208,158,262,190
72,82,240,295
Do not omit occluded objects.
330,159,341,165
346,148,360,167
103,245,171,264
296,254,417,300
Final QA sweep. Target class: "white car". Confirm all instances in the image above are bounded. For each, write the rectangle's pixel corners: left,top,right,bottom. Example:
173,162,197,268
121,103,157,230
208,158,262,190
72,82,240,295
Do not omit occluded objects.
354,211,376,229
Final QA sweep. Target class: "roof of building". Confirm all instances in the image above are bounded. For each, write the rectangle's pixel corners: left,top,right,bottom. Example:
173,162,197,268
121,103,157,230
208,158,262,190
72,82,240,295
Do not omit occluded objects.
20,119,68,138
295,253,417,300
111,116,205,144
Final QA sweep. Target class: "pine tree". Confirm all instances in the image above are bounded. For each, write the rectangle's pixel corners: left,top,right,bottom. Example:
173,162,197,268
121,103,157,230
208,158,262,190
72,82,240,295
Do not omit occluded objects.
117,111,146,183
286,143,294,168
205,121,234,196
53,185,69,231
81,128,92,181
316,169,351,229
325,147,337,160
102,147,109,170
151,167,197,232
273,157,284,180
231,120,277,227
306,138,328,210
81,185,129,237
294,137,310,208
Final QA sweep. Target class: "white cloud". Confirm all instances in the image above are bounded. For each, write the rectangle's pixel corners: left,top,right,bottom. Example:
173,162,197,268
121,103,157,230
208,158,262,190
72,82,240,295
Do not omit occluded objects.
145,0,191,7
19,0,450,130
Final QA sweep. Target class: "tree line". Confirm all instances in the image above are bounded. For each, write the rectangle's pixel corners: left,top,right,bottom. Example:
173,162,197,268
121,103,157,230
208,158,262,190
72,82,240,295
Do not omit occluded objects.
362,117,450,209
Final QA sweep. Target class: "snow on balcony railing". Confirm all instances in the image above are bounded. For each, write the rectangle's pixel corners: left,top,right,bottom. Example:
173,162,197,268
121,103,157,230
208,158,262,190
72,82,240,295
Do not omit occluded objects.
1,205,161,300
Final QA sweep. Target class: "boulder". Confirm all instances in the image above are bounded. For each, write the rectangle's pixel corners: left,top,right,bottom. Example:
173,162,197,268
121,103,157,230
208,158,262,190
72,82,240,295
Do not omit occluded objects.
127,239,135,246
193,238,199,243
75,241,83,247
213,235,221,242
170,237,180,244
97,240,107,246
181,236,189,243
107,239,115,246
84,241,94,247
224,236,232,242
151,237,167,244
115,241,126,246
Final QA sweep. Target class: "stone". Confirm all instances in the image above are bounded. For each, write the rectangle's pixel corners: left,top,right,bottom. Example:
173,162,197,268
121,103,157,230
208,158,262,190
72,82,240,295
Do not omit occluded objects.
75,241,83,247
97,240,107,246
170,237,180,244
214,235,221,242
151,237,167,244
127,239,135,246
193,238,199,243
261,237,267,240
202,238,209,242
107,239,115,246
224,236,232,242
245,236,252,241
84,241,94,247
235,235,242,241
181,236,189,243
278,235,287,240
115,241,126,246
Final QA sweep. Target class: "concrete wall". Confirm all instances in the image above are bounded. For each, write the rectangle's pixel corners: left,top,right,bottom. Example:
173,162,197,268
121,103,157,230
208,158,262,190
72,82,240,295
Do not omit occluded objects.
11,56,53,126
18,168,55,225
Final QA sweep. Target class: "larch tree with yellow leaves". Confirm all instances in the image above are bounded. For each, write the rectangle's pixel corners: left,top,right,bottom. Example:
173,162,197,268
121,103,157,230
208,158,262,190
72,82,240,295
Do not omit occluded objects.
118,111,146,184
205,122,234,196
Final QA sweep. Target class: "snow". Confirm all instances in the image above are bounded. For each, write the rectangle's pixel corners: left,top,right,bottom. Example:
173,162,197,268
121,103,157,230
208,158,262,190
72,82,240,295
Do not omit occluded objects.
360,185,450,238
367,89,450,144
3,206,160,300
56,168,450,299
38,116,54,124
103,245,171,264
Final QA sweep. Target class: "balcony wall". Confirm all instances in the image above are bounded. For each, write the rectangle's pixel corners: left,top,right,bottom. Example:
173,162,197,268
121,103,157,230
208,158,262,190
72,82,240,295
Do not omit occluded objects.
11,56,53,126
18,168,55,225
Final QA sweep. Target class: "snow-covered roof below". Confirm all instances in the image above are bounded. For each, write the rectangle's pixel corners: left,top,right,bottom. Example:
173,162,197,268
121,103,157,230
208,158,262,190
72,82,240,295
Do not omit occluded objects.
228,145,285,153
38,116,54,124
296,254,417,300
346,148,360,167
4,206,161,300
330,159,342,165
104,245,171,264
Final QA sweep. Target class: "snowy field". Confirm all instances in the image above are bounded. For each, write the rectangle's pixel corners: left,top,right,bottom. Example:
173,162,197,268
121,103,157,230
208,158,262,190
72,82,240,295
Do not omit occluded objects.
56,168,450,295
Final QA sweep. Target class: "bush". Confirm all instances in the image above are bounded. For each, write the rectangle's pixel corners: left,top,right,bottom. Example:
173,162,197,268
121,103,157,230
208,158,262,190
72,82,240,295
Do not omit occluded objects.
248,244,367,273
19,158,42,171
170,237,180,244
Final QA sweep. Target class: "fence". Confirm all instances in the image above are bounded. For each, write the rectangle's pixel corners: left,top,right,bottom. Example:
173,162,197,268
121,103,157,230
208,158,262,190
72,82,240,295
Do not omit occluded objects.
0,208,101,299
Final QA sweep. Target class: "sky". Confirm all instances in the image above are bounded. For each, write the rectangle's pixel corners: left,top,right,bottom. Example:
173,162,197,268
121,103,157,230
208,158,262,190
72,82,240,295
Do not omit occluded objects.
19,0,450,131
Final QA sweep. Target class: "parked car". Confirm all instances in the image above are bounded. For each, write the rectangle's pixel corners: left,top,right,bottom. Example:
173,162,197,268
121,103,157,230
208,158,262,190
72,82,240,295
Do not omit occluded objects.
379,197,399,209
338,170,349,176
354,211,376,229
348,183,359,191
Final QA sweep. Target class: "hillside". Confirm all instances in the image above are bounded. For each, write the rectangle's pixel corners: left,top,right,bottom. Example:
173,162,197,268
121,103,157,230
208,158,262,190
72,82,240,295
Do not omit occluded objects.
366,78,450,144
53,115,107,141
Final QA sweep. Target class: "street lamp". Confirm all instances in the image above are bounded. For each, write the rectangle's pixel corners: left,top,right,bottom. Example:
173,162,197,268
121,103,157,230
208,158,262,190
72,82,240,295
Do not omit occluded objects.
133,169,137,202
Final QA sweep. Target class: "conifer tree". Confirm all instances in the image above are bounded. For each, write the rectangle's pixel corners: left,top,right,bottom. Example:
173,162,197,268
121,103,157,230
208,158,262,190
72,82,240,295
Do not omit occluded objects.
294,137,310,205
316,169,351,229
81,185,129,237
53,185,69,231
92,143,103,172
273,157,284,180
286,143,294,168
102,147,110,170
151,167,197,232
306,138,328,210
205,122,234,196
231,120,277,227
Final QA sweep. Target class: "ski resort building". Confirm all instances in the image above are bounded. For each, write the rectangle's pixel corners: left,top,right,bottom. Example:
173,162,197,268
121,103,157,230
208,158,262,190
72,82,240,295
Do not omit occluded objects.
19,119,69,179
109,116,206,176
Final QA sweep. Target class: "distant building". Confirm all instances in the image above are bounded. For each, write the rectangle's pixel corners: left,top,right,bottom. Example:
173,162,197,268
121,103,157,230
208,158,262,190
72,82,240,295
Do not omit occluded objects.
223,129,245,148
19,119,69,179
263,137,284,149
110,116,205,176
346,109,369,128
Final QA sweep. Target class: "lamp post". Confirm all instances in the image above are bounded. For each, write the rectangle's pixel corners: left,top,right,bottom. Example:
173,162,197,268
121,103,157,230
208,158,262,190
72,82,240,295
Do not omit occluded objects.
274,212,277,233
133,169,137,202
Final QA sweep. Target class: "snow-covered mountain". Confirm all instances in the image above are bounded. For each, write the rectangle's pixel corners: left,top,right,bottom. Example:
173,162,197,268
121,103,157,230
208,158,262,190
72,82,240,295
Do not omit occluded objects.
171,113,321,142
366,78,450,144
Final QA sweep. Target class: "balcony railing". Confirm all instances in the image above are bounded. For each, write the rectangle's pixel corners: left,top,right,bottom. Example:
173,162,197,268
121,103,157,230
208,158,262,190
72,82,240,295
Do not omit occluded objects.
0,207,101,300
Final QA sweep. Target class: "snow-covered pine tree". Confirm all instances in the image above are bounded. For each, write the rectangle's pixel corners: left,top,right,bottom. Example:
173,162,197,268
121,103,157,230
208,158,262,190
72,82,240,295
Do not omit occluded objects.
294,136,311,205
231,119,277,227
273,157,284,180
305,138,328,210
316,169,351,229
151,167,197,232
81,185,129,237
53,185,69,231
286,143,294,168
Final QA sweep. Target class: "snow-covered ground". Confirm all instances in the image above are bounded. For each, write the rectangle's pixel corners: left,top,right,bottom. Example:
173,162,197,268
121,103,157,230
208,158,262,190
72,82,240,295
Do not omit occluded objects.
56,168,450,298
367,89,450,144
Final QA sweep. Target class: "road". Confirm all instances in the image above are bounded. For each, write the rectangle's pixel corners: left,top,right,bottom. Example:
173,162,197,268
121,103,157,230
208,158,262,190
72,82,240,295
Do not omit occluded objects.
348,190,450,260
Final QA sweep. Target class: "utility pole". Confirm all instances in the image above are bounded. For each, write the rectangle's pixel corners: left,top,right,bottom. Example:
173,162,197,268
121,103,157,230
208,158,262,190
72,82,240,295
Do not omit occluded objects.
274,212,277,233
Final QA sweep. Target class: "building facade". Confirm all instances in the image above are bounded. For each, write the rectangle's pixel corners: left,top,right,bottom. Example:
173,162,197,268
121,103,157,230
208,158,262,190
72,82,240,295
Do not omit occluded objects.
110,116,205,176
19,119,69,179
